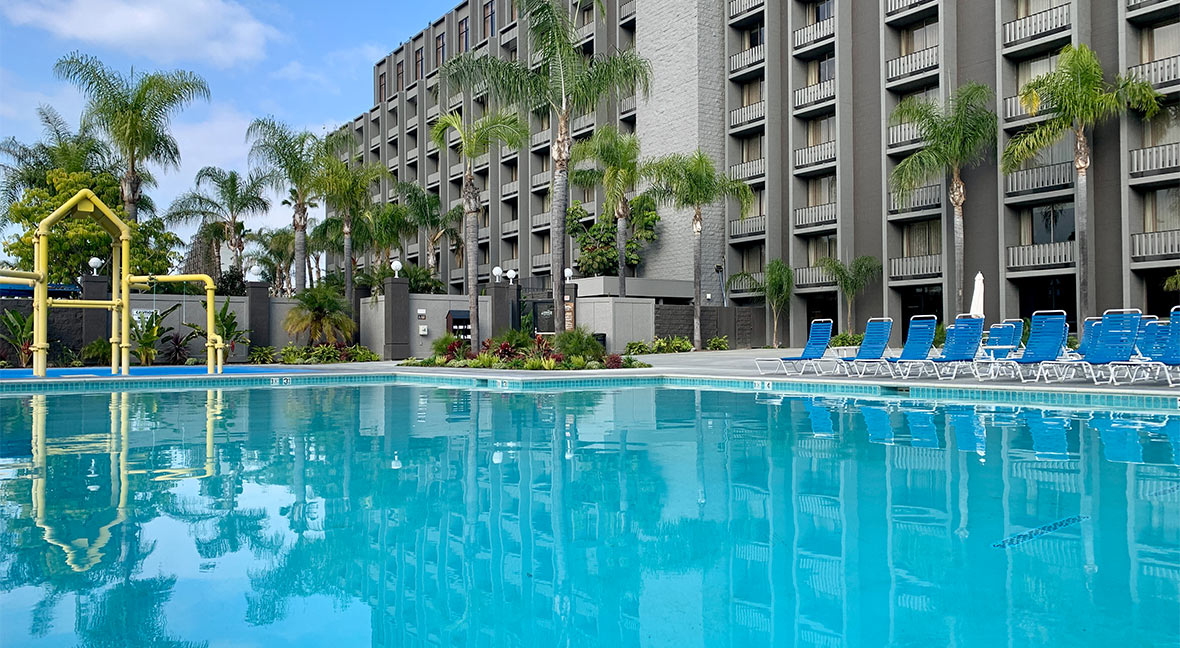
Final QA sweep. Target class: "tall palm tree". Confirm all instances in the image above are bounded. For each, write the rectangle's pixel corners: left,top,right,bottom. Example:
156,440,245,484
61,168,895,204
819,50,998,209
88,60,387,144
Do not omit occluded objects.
372,201,416,264
431,111,529,346
1002,43,1162,317
0,105,116,211
645,150,753,350
570,125,642,297
439,0,652,331
889,82,996,315
247,118,333,293
246,227,295,295
727,259,794,347
399,181,462,279
54,52,209,223
166,167,272,272
817,255,883,332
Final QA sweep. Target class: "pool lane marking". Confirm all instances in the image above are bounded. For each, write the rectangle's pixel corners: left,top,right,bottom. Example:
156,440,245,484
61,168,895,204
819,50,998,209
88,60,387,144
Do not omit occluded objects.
992,515,1090,549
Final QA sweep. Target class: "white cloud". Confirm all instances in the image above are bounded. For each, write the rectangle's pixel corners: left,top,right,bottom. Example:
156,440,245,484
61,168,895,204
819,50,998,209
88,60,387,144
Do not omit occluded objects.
273,61,331,91
2,0,279,67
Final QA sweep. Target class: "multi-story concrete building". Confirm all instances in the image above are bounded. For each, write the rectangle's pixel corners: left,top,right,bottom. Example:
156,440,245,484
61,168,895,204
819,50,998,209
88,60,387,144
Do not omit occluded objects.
336,0,1179,343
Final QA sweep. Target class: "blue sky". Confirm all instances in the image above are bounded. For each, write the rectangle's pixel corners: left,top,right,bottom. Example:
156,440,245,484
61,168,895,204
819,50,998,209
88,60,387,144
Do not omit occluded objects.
0,0,456,244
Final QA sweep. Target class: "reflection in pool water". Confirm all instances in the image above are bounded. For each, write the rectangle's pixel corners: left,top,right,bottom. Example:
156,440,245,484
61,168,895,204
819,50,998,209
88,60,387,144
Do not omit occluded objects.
0,385,1178,647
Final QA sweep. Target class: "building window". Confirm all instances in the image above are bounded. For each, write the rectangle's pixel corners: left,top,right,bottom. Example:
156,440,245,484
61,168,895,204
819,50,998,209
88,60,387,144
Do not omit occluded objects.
1142,18,1180,63
396,62,404,90
1017,52,1058,86
506,239,519,260
807,235,838,266
378,72,387,102
740,135,763,163
540,233,551,253
900,17,939,56
741,79,763,106
435,34,447,65
1020,202,1075,245
808,0,834,24
1016,0,1069,19
1145,187,1180,232
807,53,835,85
807,175,836,206
1145,105,1180,147
459,18,470,52
752,188,766,216
508,0,518,23
483,1,496,38
741,245,764,274
415,48,424,80
903,219,942,256
742,24,764,49
807,115,836,146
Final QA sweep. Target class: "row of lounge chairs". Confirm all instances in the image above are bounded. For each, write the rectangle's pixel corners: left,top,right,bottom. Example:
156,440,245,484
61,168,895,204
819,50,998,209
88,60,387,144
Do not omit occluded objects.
756,306,1180,386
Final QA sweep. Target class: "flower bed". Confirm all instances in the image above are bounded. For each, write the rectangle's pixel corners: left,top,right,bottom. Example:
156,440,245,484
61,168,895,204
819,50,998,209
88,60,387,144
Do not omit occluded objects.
401,328,651,371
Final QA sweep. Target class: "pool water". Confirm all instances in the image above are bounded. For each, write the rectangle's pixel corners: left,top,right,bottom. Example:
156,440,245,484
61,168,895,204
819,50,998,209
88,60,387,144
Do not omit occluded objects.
1,384,1178,647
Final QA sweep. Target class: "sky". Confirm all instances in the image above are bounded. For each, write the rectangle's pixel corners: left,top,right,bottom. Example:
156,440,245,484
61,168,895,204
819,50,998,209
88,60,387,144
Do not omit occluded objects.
0,0,457,254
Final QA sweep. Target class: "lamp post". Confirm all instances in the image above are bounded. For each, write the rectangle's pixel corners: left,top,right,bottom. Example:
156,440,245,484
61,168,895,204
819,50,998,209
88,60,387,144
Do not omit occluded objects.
391,259,403,279
88,257,103,276
493,266,503,283
506,269,517,285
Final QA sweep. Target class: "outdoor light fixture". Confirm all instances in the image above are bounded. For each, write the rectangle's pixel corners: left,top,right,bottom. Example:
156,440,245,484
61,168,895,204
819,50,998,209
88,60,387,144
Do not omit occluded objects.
564,267,573,281
88,257,103,275
506,269,517,285
391,259,403,278
493,265,503,282
249,265,262,282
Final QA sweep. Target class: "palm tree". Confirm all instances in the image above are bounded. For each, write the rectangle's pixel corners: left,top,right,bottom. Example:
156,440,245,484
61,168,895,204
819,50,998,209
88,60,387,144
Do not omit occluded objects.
370,202,416,267
399,181,462,279
54,52,209,223
431,111,529,346
1165,269,1180,293
247,118,333,293
0,105,116,211
439,0,652,331
817,255,882,332
183,218,234,278
727,259,794,347
246,227,295,295
1002,43,1162,317
166,167,272,273
283,284,356,344
570,125,643,297
889,82,996,315
645,150,753,350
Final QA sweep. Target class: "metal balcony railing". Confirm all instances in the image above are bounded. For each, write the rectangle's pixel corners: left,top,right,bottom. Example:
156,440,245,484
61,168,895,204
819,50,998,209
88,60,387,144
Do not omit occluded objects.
1003,3,1070,47
887,121,923,147
1007,241,1076,269
794,140,837,168
795,266,835,287
531,212,551,228
729,271,764,293
1130,142,1180,177
370,192,382,203
1128,55,1180,91
730,100,766,127
532,253,552,268
502,180,519,195
1003,95,1056,121
577,21,595,41
889,254,942,279
1131,229,1180,259
729,0,764,18
730,215,767,237
730,158,766,180
888,184,942,213
793,17,835,50
1005,161,1074,195
479,189,490,204
478,228,490,242
794,203,837,228
477,263,491,277
531,170,552,187
501,219,520,235
730,44,766,73
620,95,637,114
573,113,595,133
427,171,440,186
886,0,936,15
794,79,836,109
531,130,551,147
448,92,464,109
406,243,420,256
450,267,464,281
502,258,520,271
500,23,518,43
620,0,636,21
886,46,939,82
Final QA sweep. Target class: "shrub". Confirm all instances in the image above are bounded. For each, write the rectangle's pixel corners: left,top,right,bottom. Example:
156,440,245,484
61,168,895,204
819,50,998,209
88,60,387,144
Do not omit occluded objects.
248,346,277,364
81,338,110,365
432,334,460,358
652,336,692,354
622,356,651,369
308,344,341,363
1066,335,1079,350
280,344,308,364
540,357,558,371
524,357,545,370
184,357,200,366
624,340,651,355
706,336,729,351
554,326,604,361
1,310,34,368
604,354,623,369
471,352,496,368
160,331,197,365
830,332,865,347
585,360,603,370
349,345,380,362
567,355,587,370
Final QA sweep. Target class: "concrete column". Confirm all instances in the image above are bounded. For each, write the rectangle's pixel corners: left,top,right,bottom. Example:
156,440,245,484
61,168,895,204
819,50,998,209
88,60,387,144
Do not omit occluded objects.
488,282,513,339
246,282,271,349
80,276,109,347
384,277,410,360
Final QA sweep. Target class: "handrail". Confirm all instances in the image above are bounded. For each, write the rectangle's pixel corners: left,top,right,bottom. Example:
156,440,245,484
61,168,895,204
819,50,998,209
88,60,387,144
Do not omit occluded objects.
125,273,225,374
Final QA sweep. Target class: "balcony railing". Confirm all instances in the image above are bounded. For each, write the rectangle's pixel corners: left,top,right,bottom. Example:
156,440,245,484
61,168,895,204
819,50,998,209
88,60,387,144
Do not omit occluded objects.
577,21,595,41
1003,4,1070,47
477,263,491,277
406,243,420,257
387,127,398,142
1128,55,1180,91
479,189,490,204
426,104,440,120
500,22,518,43
794,141,837,168
730,215,767,237
1003,95,1056,121
888,184,942,213
889,254,942,279
795,266,836,287
730,101,766,127
1131,229,1180,259
531,130,551,147
729,0,764,18
474,153,489,168
427,171,440,186
502,258,520,272
406,115,419,131
370,192,382,204
1005,161,1074,195
620,0,636,21
369,135,381,148
730,158,766,180
794,203,837,228
1007,241,1076,269
887,46,939,82
531,170,553,187
449,162,464,178
450,267,464,281
620,95,637,114
886,0,936,15
501,219,520,235
406,146,419,162
1130,142,1180,177
531,212,551,228
729,272,764,294
887,121,923,147
793,17,835,50
794,79,836,109
502,180,520,195
573,113,595,132
532,253,552,269
730,44,766,73
478,228,490,242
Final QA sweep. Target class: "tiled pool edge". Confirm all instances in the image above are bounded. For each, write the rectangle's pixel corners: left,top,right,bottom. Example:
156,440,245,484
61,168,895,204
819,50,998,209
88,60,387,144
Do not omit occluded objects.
0,369,1174,412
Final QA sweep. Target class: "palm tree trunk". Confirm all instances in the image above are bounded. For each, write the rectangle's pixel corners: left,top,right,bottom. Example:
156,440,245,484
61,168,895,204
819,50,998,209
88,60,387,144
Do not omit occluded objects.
1075,127,1092,319
426,237,439,278
616,201,629,298
120,168,141,223
552,113,571,332
771,305,779,348
293,203,308,293
343,215,355,323
211,239,222,277
693,206,703,351
463,173,481,347
306,255,315,289
950,167,966,315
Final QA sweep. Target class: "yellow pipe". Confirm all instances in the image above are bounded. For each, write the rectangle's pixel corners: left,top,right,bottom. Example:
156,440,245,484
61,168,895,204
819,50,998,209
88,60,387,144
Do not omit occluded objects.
124,273,223,374
120,237,130,376
0,269,42,281
33,232,47,376
109,243,120,374
46,298,121,309
0,276,36,286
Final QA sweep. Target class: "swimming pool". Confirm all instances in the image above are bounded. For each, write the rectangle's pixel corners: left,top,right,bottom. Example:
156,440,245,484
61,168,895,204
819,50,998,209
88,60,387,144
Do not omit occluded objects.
1,382,1177,647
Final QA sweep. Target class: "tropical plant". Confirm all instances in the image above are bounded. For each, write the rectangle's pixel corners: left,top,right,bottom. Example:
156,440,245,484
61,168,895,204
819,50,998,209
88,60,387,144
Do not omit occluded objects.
248,346,277,364
439,0,653,331
185,298,251,354
81,337,111,365
0,310,34,368
0,105,116,214
566,193,659,278
645,150,754,349
1166,269,1180,293
706,336,729,351
368,201,416,267
1001,43,1162,317
129,304,182,366
283,284,356,345
816,255,883,332
399,181,461,278
727,259,794,347
399,262,446,294
54,52,209,223
553,326,605,361
889,82,996,315
160,330,198,365
166,166,272,272
246,227,296,295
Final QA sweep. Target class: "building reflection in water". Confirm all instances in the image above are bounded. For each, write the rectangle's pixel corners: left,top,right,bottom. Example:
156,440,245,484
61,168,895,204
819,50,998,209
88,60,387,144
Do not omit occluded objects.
0,386,1177,647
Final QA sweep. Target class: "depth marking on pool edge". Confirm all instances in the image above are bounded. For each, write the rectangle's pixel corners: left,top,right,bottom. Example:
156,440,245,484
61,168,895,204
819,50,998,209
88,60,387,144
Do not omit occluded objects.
992,515,1089,549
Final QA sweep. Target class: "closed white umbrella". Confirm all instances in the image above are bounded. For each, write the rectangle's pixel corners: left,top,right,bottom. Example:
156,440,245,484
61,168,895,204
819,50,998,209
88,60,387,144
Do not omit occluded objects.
969,272,985,317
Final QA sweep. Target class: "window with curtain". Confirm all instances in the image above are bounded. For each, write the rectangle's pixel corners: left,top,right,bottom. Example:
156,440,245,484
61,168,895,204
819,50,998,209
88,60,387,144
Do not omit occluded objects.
807,175,837,206
808,115,836,146
741,245,765,273
903,219,942,256
1145,187,1180,232
414,48,424,80
900,18,939,56
1017,52,1058,86
396,62,404,90
1016,0,1069,19
743,24,764,49
1142,19,1180,63
540,234,551,253
808,0,834,24
1145,105,1180,147
751,188,766,216
483,2,496,37
458,18,470,52
1020,202,1075,245
807,53,835,85
741,79,763,106
542,192,551,211
435,34,447,65
506,239,519,260
378,73,387,102
807,235,838,265
741,135,763,163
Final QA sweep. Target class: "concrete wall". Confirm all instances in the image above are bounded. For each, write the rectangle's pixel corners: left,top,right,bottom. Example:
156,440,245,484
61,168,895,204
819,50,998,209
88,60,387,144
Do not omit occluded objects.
268,298,300,348
359,296,385,352
126,295,250,363
653,304,767,348
405,294,491,358
574,297,656,353
0,298,84,364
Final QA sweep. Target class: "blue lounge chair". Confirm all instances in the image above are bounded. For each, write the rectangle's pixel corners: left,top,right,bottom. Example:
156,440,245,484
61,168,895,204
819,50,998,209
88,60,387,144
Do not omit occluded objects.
834,318,894,376
895,314,984,380
1134,315,1159,356
1003,318,1025,350
979,310,1068,382
1066,317,1102,360
1021,409,1071,461
865,314,939,378
1119,306,1180,385
947,405,986,456
1110,319,1169,384
862,405,894,445
756,318,833,375
981,322,1020,359
1041,309,1142,384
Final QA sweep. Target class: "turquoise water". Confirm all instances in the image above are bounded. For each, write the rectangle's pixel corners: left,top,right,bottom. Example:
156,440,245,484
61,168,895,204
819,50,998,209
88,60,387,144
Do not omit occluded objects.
1,384,1178,647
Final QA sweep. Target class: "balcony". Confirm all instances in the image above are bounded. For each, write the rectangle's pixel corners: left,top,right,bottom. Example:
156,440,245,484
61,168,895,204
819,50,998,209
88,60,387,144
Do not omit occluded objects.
369,135,381,149
573,113,595,134
406,115,419,132
620,95,637,115
795,266,836,288
387,127,398,142
370,192,382,204
406,242,420,257
426,104,440,120
887,121,924,148
1131,229,1180,260
1128,55,1180,93
502,258,520,272
885,0,936,16
730,44,766,74
426,138,439,155
532,253,552,269
501,219,520,235
1005,161,1074,195
888,184,942,214
886,46,939,84
620,0,636,22
729,272,764,294
426,171,440,187
1007,241,1076,269
794,203,837,229
500,23,518,45
889,254,942,280
730,158,766,181
729,0,764,19
1002,4,1070,48
531,170,553,188
730,101,766,128
448,92,464,109
730,215,767,238
478,227,490,242
477,263,491,278
531,130,551,147
794,80,836,110
793,18,835,51
405,146,419,162
502,180,520,196
450,267,464,281
480,189,490,204
1131,143,1180,178
449,162,464,179
531,212,551,229
577,21,595,42
1003,95,1055,122
501,145,519,159
475,153,489,169
794,141,837,170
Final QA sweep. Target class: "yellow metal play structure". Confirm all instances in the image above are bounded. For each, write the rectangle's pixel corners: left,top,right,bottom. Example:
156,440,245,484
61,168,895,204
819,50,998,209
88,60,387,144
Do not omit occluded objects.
0,189,225,376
